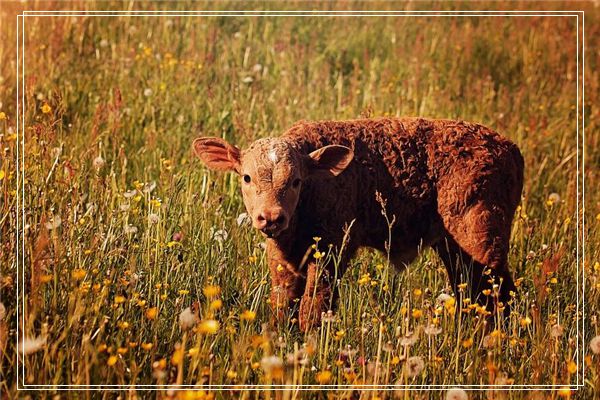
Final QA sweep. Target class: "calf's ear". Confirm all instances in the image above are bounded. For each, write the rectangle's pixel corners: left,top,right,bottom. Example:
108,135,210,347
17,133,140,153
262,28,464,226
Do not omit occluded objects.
307,145,354,178
193,137,241,173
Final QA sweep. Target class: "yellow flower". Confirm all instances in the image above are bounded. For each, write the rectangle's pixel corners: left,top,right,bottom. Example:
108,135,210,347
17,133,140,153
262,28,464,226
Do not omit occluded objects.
71,269,86,281
178,289,189,295
188,347,200,356
41,103,52,114
240,310,256,321
203,285,221,298
411,309,423,319
114,295,126,304
40,274,53,284
462,338,474,348
171,349,184,365
413,288,422,297
209,299,222,310
457,283,468,290
558,386,571,398
198,319,220,334
0,171,4,181
335,330,345,340
145,307,158,320
313,251,324,259
226,370,238,379
391,356,400,365
248,255,257,263
567,360,577,374
117,347,128,355
276,264,284,272
141,343,153,350
316,370,332,384
0,111,6,120
107,355,118,366
482,289,492,296
519,316,531,328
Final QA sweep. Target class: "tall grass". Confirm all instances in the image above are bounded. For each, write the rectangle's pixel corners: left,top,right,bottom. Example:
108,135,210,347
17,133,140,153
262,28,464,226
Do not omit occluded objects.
0,1,598,398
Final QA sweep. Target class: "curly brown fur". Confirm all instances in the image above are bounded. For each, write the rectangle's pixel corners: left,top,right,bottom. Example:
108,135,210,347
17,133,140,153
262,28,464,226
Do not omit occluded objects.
194,117,524,331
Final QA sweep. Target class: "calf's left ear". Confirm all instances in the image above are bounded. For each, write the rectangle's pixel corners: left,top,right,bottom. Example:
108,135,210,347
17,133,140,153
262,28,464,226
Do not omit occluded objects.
307,145,354,178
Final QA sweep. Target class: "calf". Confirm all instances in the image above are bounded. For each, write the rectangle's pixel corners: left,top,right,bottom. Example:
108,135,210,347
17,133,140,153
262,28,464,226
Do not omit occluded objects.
193,117,524,331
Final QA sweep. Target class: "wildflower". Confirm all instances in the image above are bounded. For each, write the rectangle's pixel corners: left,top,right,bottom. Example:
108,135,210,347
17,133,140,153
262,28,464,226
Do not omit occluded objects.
143,88,153,97
413,288,422,297
242,76,254,83
188,347,200,356
117,347,128,355
19,336,46,355
107,355,118,366
446,388,468,400
313,251,324,259
400,331,419,346
148,213,160,224
252,64,263,73
558,387,571,398
261,355,284,379
567,360,577,374
520,316,532,328
316,370,332,384
179,307,199,330
0,112,6,120
590,336,600,354
143,181,157,194
402,356,424,378
171,348,184,365
198,319,220,334
240,310,256,321
93,155,105,170
211,228,228,244
72,269,86,281
424,324,442,336
551,324,564,338
178,290,189,295
124,225,138,235
411,309,423,319
462,338,474,348
236,212,251,226
209,299,222,310
45,215,62,230
141,343,153,350
547,192,561,205
145,307,158,320
114,295,126,304
203,285,221,298
41,103,52,114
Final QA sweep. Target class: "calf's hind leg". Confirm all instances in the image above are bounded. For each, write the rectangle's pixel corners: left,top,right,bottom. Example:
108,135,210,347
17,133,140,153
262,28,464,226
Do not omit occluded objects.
435,201,517,317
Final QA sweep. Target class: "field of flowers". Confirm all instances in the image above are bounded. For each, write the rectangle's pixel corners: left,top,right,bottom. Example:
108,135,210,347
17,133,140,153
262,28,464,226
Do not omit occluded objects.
0,1,599,398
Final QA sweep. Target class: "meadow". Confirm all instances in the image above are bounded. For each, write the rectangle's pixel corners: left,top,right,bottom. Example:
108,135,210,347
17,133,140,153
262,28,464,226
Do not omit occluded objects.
0,1,599,398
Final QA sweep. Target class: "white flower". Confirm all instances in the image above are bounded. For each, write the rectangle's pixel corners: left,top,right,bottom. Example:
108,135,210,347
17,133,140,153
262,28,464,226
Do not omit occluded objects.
252,63,263,73
405,356,424,378
100,39,109,48
0,302,5,320
165,19,174,28
590,336,600,354
548,192,561,203
436,293,453,304
179,307,199,330
124,225,138,235
236,212,251,227
260,355,283,374
400,330,419,346
93,155,105,170
45,215,62,230
176,114,185,125
242,76,253,84
211,228,228,244
446,388,468,400
148,213,160,224
143,88,153,97
19,336,46,355
550,324,564,338
143,181,156,194
124,189,137,199
424,324,442,336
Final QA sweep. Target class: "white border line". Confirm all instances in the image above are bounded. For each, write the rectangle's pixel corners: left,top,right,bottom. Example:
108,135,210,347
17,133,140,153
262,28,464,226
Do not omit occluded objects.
15,9,586,392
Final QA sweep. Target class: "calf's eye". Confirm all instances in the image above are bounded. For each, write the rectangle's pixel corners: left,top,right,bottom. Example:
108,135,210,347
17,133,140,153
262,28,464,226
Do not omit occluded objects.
292,178,301,188
243,175,252,183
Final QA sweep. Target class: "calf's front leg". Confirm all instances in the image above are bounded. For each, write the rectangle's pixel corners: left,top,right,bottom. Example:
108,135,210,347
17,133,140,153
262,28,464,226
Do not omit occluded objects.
299,262,336,332
267,249,306,325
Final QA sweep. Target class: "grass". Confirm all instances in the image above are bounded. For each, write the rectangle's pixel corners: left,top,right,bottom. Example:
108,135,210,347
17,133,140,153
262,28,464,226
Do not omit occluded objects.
0,1,598,398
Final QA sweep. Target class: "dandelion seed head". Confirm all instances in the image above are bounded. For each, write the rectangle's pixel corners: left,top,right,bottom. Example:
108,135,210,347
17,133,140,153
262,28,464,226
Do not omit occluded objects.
19,336,46,355
446,388,468,400
590,336,600,354
93,155,105,170
143,88,153,97
179,307,199,330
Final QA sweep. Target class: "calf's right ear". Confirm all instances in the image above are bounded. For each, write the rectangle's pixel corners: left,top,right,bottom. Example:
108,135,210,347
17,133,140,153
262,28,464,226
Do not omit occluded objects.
192,137,241,173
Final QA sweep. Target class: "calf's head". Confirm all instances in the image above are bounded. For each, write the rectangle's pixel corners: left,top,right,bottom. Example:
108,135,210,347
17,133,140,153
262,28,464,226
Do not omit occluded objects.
193,137,353,238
